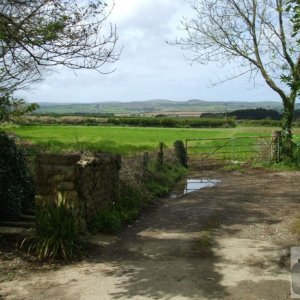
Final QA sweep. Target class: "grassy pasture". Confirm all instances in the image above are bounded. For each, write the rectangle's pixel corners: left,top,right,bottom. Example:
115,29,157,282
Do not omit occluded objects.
4,125,299,155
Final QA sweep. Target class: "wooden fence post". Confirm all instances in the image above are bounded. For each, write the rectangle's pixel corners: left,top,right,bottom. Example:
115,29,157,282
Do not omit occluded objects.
157,142,164,170
142,152,149,180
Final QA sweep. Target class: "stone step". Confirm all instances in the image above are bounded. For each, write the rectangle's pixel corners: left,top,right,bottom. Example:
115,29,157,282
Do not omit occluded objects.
0,226,30,240
20,214,35,221
0,221,34,228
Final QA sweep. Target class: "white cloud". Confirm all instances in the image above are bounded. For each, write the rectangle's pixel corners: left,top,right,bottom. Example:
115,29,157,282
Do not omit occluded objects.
110,0,144,22
17,0,282,103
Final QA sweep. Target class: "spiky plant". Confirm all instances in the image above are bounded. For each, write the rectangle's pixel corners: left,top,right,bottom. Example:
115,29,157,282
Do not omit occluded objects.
21,195,85,262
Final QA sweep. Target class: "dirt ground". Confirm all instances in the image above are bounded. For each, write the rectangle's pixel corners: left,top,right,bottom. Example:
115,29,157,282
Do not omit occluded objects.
1,167,300,299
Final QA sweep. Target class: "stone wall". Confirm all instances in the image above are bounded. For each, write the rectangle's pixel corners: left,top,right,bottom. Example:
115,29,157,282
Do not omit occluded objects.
120,147,179,188
35,145,179,223
36,153,121,223
76,154,121,223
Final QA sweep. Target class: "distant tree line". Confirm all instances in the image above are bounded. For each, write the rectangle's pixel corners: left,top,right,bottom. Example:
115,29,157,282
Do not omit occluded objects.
17,115,236,128
201,108,300,121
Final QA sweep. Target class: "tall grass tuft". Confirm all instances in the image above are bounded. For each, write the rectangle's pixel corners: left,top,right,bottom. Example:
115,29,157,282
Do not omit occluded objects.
21,197,86,262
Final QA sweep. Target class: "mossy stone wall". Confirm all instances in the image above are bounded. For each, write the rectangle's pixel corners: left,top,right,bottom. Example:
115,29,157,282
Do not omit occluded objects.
36,153,121,223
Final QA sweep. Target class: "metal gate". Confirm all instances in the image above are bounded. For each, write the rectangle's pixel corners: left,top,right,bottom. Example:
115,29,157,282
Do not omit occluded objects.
186,136,273,167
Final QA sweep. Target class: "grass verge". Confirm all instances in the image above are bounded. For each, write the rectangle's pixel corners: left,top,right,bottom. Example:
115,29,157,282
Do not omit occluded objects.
89,163,187,234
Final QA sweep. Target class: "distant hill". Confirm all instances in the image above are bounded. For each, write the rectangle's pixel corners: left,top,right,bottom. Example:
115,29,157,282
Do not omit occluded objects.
34,99,298,115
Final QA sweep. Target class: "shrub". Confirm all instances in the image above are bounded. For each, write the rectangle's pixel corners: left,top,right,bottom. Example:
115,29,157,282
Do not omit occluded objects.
0,132,35,220
21,197,86,262
279,142,300,167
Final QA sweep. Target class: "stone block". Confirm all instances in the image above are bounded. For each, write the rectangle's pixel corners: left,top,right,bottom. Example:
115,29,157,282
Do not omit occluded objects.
35,185,52,195
35,195,53,205
51,165,75,180
36,164,53,185
48,174,65,183
57,181,75,191
37,153,81,165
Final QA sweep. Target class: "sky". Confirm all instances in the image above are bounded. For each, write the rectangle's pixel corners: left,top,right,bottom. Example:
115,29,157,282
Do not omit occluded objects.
16,0,282,103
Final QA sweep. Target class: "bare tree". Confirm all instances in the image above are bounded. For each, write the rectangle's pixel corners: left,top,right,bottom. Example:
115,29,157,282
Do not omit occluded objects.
174,0,300,156
0,0,119,93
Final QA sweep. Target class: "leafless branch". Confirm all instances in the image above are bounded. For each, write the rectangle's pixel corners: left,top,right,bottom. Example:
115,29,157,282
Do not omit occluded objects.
0,0,120,93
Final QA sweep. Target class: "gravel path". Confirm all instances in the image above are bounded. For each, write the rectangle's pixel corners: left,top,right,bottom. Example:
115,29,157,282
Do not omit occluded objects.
1,168,300,299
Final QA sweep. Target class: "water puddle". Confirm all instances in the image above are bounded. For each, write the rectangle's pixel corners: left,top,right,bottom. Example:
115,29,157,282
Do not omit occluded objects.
170,178,221,199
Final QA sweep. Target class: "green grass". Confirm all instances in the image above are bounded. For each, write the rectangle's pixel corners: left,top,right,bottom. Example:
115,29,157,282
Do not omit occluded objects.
3,124,300,155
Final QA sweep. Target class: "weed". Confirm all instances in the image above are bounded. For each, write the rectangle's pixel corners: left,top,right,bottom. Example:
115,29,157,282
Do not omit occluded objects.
89,209,122,234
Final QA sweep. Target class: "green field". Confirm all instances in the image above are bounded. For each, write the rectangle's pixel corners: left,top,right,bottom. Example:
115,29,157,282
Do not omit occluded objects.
4,125,298,155
35,99,292,115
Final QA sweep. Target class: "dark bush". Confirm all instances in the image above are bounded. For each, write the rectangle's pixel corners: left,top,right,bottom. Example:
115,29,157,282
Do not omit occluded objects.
202,108,282,120
174,140,188,167
228,108,281,120
0,132,35,220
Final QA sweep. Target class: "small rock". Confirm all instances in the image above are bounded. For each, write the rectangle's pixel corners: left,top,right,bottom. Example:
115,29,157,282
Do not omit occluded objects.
206,277,215,281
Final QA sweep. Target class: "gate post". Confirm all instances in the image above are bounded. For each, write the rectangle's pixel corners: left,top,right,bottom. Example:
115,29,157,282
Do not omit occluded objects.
271,131,281,162
232,138,236,162
156,142,164,170
142,152,149,181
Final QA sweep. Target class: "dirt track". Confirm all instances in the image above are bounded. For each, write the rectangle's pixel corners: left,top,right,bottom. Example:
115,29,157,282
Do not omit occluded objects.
1,168,300,299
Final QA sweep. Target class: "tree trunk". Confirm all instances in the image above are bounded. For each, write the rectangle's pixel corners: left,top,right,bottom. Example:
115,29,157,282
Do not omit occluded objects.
281,98,295,159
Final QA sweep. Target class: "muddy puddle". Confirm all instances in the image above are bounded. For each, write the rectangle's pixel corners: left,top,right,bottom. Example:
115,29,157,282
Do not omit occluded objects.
170,178,221,198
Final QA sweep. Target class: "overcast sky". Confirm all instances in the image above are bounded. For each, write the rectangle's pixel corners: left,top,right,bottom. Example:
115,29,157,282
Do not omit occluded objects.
17,0,282,103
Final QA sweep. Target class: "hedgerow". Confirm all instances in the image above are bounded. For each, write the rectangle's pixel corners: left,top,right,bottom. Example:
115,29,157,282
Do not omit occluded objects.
0,132,35,220
107,117,236,128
